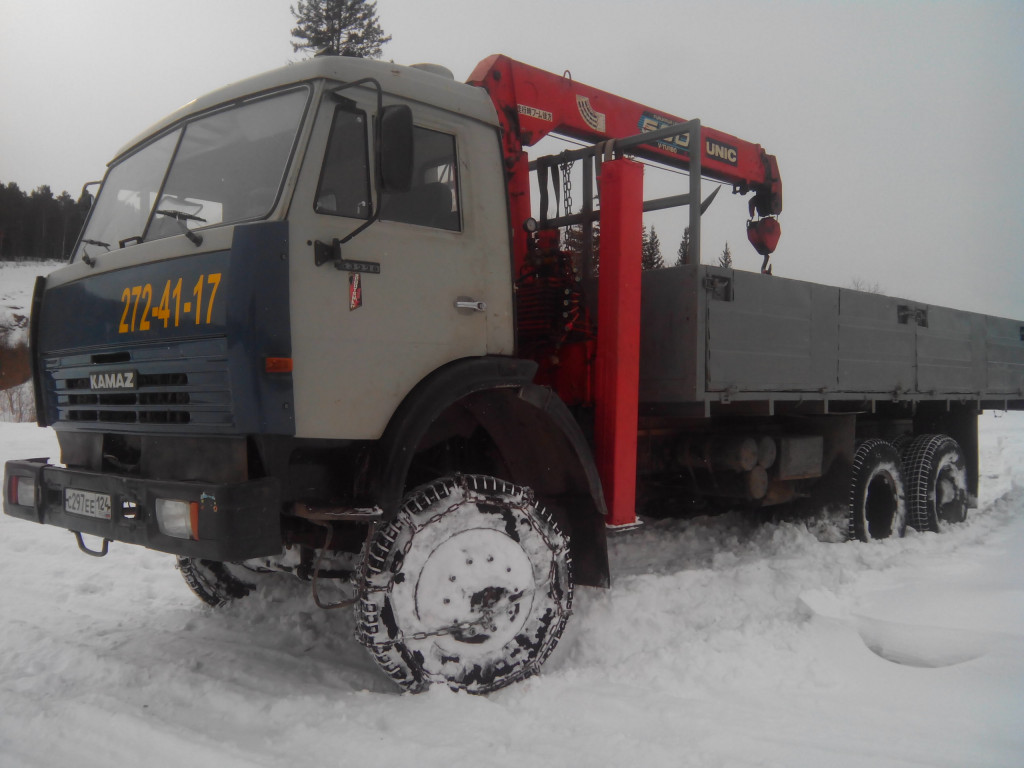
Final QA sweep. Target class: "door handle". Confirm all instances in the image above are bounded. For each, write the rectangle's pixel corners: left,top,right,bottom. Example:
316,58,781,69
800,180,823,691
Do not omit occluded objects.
454,298,487,313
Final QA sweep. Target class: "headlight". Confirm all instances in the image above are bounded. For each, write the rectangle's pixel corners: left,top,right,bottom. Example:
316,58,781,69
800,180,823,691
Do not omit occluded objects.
155,498,198,540
7,475,36,508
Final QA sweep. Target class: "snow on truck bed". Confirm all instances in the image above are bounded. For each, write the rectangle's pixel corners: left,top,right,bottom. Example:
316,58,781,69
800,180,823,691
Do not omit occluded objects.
1,412,1023,767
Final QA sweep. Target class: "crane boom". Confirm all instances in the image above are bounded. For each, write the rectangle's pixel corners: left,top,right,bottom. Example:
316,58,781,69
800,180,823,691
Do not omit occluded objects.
467,55,783,220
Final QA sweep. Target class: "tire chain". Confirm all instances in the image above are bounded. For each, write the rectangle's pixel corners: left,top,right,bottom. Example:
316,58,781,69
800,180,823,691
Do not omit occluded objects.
356,474,572,649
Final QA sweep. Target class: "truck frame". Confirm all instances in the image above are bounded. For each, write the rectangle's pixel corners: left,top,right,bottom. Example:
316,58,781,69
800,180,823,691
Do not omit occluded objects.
5,54,1023,694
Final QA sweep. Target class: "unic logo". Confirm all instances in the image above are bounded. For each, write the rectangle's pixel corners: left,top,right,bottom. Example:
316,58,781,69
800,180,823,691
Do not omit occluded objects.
705,138,738,165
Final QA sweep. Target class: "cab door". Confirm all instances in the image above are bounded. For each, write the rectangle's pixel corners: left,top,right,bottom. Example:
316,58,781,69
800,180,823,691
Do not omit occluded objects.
287,90,490,440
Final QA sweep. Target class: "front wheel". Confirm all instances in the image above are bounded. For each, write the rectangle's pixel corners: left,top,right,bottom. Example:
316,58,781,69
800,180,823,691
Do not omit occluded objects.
176,557,259,607
357,475,573,694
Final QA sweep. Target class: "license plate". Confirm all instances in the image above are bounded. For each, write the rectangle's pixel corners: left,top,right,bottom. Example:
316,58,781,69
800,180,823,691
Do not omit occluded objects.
64,488,112,520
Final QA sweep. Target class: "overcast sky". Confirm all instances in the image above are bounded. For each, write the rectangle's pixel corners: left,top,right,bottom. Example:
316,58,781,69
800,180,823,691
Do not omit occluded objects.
2,0,1022,319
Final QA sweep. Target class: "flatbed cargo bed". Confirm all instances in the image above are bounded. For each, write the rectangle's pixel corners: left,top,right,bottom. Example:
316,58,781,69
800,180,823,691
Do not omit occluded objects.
639,264,1024,413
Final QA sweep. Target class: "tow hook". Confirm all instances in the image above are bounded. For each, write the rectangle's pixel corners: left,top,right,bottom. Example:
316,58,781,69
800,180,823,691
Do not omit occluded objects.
74,531,111,557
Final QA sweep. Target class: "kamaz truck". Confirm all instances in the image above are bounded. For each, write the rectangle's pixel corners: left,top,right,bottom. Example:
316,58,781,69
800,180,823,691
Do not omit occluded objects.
5,54,1023,694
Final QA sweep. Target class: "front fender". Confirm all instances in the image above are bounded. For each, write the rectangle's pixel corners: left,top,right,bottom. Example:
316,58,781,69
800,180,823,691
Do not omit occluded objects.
363,356,609,587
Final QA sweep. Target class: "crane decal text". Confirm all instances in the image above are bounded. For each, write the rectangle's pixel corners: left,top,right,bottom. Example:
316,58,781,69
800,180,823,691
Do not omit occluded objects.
518,104,553,122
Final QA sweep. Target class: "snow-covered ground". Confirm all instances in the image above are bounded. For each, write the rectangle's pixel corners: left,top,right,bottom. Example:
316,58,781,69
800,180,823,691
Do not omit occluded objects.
0,261,58,348
1,412,1022,767
2,261,1023,765
0,261,58,422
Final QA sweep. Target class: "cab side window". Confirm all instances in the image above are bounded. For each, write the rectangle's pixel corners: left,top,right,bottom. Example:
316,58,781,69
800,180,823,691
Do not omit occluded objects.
381,127,460,231
315,105,371,219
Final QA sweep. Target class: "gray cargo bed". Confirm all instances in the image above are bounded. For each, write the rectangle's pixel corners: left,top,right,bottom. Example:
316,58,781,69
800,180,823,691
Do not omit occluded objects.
638,265,1024,411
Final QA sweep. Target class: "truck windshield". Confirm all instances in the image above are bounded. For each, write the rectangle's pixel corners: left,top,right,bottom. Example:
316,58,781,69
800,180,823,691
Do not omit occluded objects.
73,87,308,262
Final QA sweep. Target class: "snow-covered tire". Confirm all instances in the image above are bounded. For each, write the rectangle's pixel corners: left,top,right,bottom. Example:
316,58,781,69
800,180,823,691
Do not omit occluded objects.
176,557,257,607
902,434,969,532
848,439,907,542
357,475,573,694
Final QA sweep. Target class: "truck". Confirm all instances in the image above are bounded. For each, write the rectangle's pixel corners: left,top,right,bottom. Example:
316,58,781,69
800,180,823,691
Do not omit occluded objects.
4,54,1023,695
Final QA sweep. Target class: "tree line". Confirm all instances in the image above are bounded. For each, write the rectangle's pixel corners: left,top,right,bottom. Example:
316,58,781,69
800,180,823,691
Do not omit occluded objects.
644,225,732,271
0,181,90,262
0,181,738,269
570,223,733,274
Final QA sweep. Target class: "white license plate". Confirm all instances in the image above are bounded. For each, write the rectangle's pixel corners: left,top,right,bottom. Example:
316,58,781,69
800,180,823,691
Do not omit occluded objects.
64,488,112,520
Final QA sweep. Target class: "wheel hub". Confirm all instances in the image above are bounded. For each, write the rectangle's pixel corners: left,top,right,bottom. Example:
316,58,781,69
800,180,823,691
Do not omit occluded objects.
414,527,535,653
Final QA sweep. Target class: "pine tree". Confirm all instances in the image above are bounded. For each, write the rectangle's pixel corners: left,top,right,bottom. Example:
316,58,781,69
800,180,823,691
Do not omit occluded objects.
674,226,691,266
290,0,391,58
30,186,56,261
0,180,90,261
641,225,664,271
718,241,733,269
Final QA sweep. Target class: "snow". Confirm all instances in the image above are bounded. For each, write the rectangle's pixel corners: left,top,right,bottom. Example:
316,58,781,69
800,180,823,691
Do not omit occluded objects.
1,413,1023,766
0,261,59,349
1,261,58,423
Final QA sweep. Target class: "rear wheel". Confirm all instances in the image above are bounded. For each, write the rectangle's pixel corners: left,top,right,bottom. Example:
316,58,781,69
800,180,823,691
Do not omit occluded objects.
176,557,258,607
357,475,573,694
848,439,907,542
902,434,969,532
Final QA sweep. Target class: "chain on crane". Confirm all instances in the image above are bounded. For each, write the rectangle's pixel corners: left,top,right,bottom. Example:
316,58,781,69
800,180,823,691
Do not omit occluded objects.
562,156,574,220
560,155,578,254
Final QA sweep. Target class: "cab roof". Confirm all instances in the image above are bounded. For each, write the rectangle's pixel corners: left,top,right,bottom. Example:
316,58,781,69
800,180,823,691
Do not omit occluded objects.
112,56,499,163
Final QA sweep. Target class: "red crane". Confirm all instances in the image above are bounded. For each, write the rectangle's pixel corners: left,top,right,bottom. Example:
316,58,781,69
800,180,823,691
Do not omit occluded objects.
468,56,785,527
468,54,783,273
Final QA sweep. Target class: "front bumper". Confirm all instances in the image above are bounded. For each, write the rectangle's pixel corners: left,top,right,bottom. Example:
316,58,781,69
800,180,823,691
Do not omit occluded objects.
4,459,281,561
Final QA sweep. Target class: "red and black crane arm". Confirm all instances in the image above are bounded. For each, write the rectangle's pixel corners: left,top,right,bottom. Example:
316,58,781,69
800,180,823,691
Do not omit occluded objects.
467,54,783,258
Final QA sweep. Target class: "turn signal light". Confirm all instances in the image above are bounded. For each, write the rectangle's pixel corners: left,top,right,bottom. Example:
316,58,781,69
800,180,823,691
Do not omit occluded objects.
265,357,293,373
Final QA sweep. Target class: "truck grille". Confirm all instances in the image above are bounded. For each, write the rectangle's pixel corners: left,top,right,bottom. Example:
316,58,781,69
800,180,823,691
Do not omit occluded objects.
46,338,234,432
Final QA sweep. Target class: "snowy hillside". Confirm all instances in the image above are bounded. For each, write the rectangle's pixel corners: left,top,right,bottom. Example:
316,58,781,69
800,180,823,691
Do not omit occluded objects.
0,261,59,347
1,413,1023,767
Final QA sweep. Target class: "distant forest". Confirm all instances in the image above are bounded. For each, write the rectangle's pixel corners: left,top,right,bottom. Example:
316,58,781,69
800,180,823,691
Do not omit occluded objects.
0,181,91,262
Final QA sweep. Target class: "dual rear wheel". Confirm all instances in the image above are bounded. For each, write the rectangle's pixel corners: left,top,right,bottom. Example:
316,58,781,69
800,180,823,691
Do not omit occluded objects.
849,439,907,542
848,434,969,542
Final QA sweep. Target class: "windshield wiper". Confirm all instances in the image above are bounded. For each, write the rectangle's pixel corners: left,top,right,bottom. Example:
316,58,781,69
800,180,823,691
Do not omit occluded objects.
79,238,111,267
155,209,206,224
155,209,206,246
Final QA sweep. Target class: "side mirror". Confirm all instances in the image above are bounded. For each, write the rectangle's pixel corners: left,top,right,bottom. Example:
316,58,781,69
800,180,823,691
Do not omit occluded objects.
379,105,413,193
79,180,101,209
